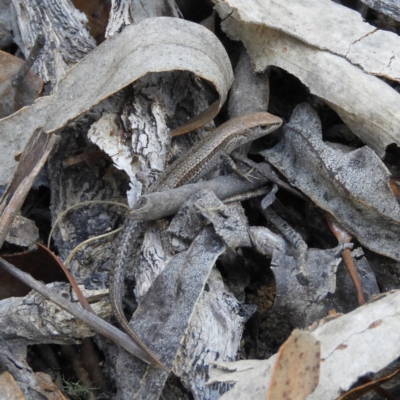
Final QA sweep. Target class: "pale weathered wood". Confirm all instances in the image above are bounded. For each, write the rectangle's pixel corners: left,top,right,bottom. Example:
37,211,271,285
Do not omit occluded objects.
0,0,14,48
11,0,95,89
209,290,400,400
0,283,110,343
106,0,181,37
214,0,400,82
215,0,400,157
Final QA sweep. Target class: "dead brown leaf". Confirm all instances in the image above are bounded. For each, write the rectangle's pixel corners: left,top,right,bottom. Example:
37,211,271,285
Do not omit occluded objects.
261,104,400,261
0,50,43,119
0,371,25,400
266,330,320,400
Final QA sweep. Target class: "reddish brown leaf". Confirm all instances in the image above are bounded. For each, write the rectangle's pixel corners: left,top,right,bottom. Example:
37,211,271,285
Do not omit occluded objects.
37,243,94,313
0,245,66,299
0,50,43,118
338,368,400,400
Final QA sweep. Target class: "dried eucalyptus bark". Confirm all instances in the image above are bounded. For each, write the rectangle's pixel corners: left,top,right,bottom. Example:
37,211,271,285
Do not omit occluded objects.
130,171,270,221
106,0,182,37
129,189,256,399
0,17,233,186
261,103,400,262
360,0,400,22
167,190,211,248
228,47,269,119
192,189,252,248
176,269,256,400
256,202,378,327
112,227,226,400
215,1,400,157
209,289,400,400
0,283,110,343
214,0,400,83
5,215,38,248
0,0,13,48
249,226,289,257
11,0,95,89
270,246,379,328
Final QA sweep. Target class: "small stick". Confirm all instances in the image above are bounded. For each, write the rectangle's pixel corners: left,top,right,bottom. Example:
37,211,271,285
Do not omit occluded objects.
341,248,365,306
37,243,95,313
12,34,45,87
0,257,163,368
326,213,365,306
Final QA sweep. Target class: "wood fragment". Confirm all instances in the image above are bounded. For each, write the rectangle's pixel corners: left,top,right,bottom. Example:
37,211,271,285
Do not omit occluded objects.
0,257,157,366
0,129,59,248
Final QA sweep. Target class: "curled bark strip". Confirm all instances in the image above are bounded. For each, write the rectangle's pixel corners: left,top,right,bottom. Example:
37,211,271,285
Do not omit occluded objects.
130,171,270,221
0,17,234,186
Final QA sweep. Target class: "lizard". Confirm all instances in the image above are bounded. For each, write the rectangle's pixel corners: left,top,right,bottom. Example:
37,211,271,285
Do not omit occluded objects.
109,111,283,369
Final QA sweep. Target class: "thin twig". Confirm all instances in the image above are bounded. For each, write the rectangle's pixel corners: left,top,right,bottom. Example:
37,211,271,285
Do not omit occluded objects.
0,257,159,367
341,248,365,306
12,34,45,87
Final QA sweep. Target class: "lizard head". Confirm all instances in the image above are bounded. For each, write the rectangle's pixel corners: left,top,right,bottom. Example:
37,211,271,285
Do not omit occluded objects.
239,112,282,142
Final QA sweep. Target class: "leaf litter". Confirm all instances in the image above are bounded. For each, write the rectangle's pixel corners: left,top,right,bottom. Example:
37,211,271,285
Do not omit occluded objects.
2,1,400,399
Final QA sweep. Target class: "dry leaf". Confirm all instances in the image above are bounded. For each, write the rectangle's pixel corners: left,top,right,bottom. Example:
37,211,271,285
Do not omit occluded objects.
214,1,400,157
0,17,233,186
103,226,226,397
209,290,400,400
0,50,43,118
130,226,226,369
214,0,400,82
0,372,25,400
271,247,340,328
261,104,400,261
0,244,66,300
266,330,320,400
272,246,378,327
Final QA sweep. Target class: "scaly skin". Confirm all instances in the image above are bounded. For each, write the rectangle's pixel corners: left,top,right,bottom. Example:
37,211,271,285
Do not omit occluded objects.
110,112,282,369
